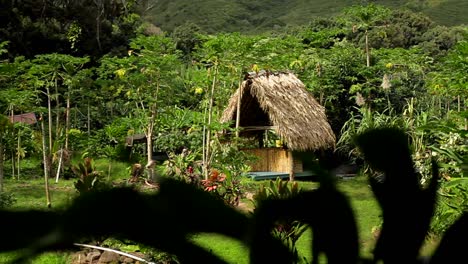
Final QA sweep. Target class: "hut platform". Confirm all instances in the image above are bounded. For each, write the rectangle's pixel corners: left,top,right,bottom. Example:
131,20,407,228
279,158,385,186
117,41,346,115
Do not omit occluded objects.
247,171,316,181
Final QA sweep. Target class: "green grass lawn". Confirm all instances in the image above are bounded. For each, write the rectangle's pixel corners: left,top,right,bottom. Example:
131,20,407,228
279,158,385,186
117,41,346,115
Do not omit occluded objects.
0,158,438,263
192,177,381,263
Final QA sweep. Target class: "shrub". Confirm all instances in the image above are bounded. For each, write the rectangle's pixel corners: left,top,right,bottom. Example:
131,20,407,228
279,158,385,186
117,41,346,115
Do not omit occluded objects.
163,150,202,185
253,178,308,259
72,157,108,194
201,168,243,207
0,192,16,209
431,178,468,236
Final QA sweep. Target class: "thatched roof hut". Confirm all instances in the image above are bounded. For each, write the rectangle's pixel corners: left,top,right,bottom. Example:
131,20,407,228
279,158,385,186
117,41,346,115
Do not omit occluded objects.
221,71,335,151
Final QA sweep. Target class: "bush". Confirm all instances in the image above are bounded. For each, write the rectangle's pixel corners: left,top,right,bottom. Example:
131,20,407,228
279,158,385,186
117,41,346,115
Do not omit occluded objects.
253,178,308,259
0,192,16,209
72,157,109,194
431,179,468,236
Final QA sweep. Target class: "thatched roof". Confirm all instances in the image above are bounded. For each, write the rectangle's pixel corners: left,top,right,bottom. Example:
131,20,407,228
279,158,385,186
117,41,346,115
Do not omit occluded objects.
220,71,335,151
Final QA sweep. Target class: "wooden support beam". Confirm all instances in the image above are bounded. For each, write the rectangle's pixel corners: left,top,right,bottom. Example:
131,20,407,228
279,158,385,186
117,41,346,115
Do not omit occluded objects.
288,150,294,182
241,126,278,132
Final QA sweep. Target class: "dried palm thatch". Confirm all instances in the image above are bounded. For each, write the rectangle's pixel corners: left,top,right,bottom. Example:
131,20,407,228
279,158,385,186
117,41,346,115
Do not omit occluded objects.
221,71,335,151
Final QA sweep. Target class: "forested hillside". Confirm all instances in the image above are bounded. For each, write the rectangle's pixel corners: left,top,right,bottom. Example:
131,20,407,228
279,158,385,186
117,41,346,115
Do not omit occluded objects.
144,0,468,33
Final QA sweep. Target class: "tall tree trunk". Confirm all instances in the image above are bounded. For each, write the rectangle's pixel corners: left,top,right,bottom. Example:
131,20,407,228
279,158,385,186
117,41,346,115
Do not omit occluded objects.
0,140,4,192
439,97,442,116
87,100,91,136
446,99,450,119
55,94,71,183
40,113,52,208
55,148,63,183
235,79,242,138
365,29,370,67
94,0,104,51
47,87,55,181
65,95,71,150
16,133,20,180
107,161,112,181
55,79,60,142
11,153,15,180
203,67,217,180
202,101,207,178
46,87,53,160
146,80,160,182
10,109,15,180
146,108,155,182
465,99,467,130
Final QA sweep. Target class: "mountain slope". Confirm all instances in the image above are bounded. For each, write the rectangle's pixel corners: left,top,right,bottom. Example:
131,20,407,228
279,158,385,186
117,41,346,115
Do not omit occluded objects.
144,0,468,33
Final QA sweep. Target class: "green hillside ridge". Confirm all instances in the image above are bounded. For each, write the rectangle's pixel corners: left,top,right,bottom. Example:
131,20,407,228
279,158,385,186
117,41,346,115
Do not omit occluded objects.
144,0,468,33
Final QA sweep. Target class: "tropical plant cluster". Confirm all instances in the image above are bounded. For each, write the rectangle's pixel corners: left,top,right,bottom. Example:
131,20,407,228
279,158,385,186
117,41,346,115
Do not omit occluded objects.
253,178,309,260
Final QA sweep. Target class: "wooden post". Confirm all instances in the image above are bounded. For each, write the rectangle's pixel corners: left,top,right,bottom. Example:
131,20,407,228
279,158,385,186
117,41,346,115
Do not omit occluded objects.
257,132,264,148
288,149,294,182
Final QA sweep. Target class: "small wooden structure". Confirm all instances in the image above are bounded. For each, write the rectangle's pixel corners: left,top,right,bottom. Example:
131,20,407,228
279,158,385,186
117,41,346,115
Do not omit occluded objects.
9,112,37,125
125,133,147,147
220,71,335,180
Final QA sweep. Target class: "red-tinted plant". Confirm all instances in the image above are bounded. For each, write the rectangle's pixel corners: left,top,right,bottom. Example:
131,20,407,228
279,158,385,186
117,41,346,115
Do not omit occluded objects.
202,169,240,206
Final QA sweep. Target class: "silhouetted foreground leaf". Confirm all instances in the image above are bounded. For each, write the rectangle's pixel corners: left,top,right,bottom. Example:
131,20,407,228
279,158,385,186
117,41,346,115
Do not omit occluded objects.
0,128,466,263
2,181,249,264
251,186,359,264
430,213,468,264
0,210,59,251
355,128,439,263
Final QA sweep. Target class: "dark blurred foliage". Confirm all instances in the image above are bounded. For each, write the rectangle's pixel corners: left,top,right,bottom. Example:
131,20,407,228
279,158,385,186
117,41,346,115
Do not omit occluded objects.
0,0,141,59
0,128,466,263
